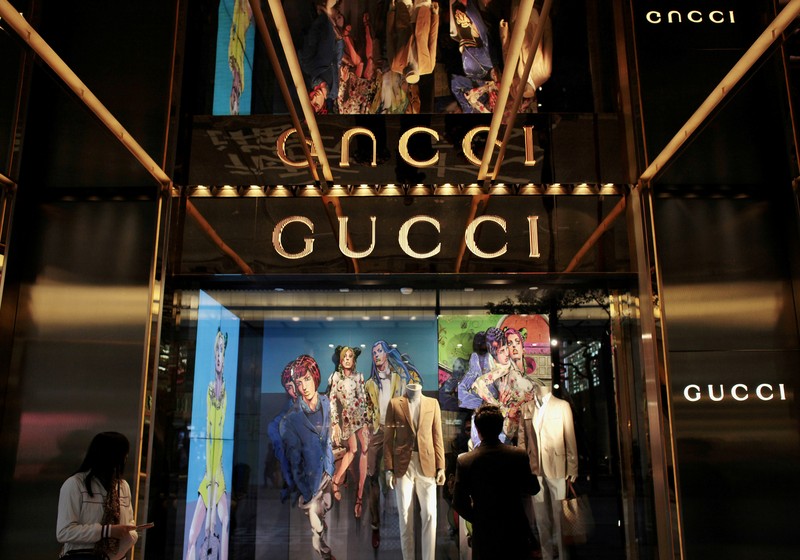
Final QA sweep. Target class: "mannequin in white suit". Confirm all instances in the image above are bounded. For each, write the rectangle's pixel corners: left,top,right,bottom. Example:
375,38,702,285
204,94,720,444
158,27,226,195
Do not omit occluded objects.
517,379,578,560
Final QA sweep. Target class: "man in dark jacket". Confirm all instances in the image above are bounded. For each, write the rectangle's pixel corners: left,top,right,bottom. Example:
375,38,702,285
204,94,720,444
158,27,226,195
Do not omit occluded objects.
452,404,540,559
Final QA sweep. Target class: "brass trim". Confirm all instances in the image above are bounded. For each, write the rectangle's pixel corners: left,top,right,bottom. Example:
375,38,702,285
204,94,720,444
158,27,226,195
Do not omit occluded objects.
476,0,538,183
249,1,322,182
563,197,627,273
262,0,334,183
0,1,171,187
185,199,253,274
639,0,800,186
488,0,554,182
628,188,679,559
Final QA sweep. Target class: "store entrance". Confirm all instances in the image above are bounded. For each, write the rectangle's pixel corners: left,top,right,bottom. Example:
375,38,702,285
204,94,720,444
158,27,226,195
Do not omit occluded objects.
141,280,655,560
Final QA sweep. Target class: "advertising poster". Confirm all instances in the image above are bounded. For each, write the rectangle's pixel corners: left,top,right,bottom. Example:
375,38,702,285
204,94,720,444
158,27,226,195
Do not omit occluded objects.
183,291,241,560
214,0,255,115
257,318,453,559
438,314,551,437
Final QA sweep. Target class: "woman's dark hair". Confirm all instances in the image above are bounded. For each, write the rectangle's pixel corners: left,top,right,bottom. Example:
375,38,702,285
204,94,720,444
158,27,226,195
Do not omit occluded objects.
76,432,130,496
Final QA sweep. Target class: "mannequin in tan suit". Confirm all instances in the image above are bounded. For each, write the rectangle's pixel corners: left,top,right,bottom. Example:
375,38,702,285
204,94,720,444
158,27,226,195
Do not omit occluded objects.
385,383,445,560
387,0,440,84
518,380,578,560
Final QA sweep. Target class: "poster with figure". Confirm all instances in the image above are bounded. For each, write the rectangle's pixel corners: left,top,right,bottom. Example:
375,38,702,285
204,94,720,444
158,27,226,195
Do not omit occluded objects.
438,314,550,441
184,291,241,560
214,0,255,115
257,318,441,559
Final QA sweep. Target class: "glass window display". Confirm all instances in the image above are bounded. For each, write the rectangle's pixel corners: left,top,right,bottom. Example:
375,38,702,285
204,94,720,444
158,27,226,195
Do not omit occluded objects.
149,288,641,559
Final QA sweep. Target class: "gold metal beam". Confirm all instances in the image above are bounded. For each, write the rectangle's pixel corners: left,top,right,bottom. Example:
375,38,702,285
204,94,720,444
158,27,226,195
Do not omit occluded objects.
186,199,253,274
0,0,171,187
489,0,553,181
0,172,14,187
264,0,334,183
563,197,626,273
476,0,536,184
248,0,321,182
564,0,800,273
639,0,800,186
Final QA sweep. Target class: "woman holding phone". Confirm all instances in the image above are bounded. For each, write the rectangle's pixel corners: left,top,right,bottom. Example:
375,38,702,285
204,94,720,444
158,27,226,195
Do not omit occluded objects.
56,431,138,560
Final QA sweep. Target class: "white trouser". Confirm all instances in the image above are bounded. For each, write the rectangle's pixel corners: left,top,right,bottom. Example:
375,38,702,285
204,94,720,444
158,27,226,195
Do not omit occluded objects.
533,475,567,560
394,452,437,560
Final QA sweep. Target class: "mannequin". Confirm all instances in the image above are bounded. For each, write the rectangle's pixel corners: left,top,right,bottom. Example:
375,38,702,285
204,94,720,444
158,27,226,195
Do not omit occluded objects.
384,383,446,560
387,0,440,85
517,379,577,560
364,341,422,547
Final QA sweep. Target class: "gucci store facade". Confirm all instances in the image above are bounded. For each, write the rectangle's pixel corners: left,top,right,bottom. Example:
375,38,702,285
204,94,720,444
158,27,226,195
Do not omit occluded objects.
0,1,798,560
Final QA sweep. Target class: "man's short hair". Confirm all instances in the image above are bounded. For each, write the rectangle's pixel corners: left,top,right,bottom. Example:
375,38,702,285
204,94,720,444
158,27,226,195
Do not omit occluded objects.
474,404,504,440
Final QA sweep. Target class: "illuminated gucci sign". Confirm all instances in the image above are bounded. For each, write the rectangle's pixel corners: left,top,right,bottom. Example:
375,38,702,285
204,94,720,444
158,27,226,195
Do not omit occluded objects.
272,214,541,261
645,10,736,24
682,383,788,402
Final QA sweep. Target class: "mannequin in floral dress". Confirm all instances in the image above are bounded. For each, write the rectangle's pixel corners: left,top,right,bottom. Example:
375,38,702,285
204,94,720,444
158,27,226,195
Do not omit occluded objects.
328,345,371,518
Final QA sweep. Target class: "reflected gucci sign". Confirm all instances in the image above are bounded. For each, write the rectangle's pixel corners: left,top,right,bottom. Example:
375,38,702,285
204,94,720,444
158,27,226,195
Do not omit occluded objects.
682,383,788,402
272,214,541,260
277,126,538,170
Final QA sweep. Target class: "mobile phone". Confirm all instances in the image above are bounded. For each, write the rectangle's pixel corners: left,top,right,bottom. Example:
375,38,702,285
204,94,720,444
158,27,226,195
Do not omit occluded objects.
136,522,155,530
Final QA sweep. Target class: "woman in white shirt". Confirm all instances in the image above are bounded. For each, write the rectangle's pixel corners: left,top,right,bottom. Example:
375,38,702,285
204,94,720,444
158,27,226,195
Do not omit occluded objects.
56,432,138,560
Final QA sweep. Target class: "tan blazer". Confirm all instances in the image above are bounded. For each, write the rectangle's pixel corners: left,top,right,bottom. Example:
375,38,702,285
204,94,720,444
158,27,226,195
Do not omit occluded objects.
517,394,578,479
384,394,445,478
388,2,440,78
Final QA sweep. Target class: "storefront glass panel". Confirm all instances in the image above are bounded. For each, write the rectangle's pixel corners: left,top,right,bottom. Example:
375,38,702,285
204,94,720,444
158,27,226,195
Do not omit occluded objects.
142,283,657,559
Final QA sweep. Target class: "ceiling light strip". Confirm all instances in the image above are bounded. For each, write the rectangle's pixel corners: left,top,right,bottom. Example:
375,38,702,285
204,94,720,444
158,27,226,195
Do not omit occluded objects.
476,0,536,183
0,1,171,187
264,0,334,183
638,0,800,186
